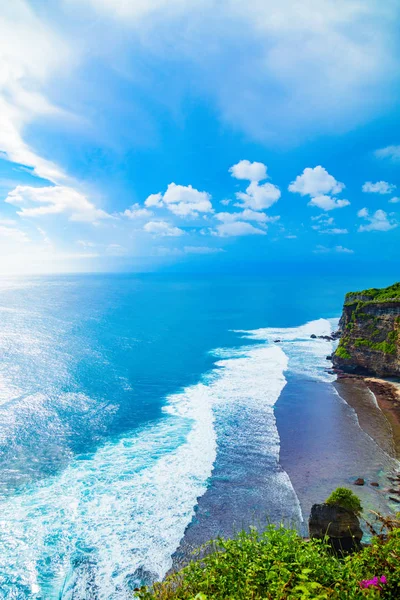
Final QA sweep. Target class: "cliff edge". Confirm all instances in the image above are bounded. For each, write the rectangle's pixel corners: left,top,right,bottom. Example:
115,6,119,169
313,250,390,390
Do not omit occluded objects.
332,282,400,377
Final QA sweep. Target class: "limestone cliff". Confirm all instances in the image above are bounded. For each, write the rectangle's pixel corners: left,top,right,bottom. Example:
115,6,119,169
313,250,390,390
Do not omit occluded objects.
332,282,400,377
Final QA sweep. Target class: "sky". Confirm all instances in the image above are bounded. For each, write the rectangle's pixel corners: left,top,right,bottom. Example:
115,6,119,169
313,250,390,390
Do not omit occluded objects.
0,0,399,275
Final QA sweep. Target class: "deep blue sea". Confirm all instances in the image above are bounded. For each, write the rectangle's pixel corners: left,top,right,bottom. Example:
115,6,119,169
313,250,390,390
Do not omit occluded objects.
0,273,397,599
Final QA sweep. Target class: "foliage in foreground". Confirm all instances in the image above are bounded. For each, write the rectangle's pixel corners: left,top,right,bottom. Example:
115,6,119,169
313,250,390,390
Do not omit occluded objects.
325,487,363,515
137,524,400,599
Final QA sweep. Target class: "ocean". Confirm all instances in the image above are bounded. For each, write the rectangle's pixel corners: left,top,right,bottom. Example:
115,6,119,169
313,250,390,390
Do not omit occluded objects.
0,273,397,599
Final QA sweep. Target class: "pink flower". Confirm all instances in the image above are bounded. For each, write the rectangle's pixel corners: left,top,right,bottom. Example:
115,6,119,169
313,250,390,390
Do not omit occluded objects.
359,575,387,590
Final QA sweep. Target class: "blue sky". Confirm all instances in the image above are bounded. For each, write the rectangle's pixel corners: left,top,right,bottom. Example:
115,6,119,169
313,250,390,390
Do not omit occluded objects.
0,0,399,274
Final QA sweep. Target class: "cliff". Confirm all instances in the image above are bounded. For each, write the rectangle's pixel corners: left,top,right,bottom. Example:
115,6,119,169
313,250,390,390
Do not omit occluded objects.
332,282,400,377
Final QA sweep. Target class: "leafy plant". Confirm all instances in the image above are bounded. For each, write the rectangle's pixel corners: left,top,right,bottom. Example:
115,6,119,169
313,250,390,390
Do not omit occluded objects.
136,521,400,599
325,487,363,515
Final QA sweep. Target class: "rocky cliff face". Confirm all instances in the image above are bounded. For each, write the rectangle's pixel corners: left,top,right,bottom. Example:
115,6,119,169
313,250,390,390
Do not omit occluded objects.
332,283,400,377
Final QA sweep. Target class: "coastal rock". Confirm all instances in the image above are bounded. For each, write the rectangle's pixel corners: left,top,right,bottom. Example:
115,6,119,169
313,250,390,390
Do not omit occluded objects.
326,355,332,360
274,339,281,343
309,503,362,554
310,334,317,339
370,482,379,487
332,282,400,377
354,478,365,486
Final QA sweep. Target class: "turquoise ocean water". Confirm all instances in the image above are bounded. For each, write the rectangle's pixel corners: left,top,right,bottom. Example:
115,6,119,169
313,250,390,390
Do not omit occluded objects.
0,273,397,599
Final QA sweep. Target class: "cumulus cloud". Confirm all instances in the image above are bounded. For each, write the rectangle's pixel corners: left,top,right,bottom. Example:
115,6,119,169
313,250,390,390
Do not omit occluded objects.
143,220,185,236
362,181,396,194
213,221,267,237
335,245,354,254
123,203,153,219
314,244,353,254
144,193,163,208
311,215,334,225
5,185,111,223
229,160,268,182
215,209,279,224
357,208,397,232
144,184,212,218
308,195,350,211
289,166,345,197
375,145,400,162
389,197,400,204
235,181,281,210
289,166,349,212
319,228,349,235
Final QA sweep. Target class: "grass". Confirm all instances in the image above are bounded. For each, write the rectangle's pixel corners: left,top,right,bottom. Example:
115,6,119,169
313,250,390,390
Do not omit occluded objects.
345,282,400,305
136,524,400,599
335,345,352,360
325,488,362,515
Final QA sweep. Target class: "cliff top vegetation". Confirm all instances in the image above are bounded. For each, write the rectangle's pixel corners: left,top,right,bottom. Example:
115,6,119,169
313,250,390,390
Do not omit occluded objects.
345,282,400,305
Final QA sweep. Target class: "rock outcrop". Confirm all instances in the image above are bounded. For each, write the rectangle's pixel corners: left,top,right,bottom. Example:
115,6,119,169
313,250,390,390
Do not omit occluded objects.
309,503,363,554
332,282,400,377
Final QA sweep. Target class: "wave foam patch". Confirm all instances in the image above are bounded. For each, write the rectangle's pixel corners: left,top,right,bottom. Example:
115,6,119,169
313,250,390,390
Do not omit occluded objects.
0,383,217,599
237,318,338,383
0,341,297,599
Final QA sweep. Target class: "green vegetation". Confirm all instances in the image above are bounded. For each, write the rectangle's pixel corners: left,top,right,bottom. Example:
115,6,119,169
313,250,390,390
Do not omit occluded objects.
137,523,400,599
335,344,351,360
354,338,397,355
325,488,362,515
345,282,400,305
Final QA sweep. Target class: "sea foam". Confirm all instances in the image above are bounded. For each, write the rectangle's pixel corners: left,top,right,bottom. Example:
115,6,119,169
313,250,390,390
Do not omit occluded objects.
0,319,335,599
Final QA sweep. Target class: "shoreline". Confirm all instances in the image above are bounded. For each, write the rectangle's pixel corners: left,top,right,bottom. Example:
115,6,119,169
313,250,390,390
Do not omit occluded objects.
335,373,400,459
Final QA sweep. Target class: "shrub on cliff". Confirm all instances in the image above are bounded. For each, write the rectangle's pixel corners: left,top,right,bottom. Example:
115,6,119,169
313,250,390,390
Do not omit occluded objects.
136,523,400,599
325,487,363,516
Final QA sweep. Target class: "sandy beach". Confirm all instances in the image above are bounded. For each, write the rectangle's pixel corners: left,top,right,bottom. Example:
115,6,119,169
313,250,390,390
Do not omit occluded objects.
336,375,400,459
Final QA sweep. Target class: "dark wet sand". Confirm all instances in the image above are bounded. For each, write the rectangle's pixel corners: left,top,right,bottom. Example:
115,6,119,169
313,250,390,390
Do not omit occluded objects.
275,375,397,523
172,373,399,571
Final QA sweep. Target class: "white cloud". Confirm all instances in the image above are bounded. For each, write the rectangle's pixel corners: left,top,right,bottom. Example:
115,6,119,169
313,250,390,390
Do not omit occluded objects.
389,197,400,204
5,185,111,223
144,184,213,218
335,245,354,254
308,195,350,211
362,181,396,194
143,220,185,236
358,208,397,232
235,181,281,210
74,0,400,141
289,166,345,197
215,209,278,224
314,244,353,254
183,246,224,254
357,207,368,218
0,224,30,244
144,193,163,208
163,183,213,217
319,228,349,235
229,160,267,182
0,2,73,184
375,145,400,162
213,221,267,237
123,203,153,219
311,215,334,225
